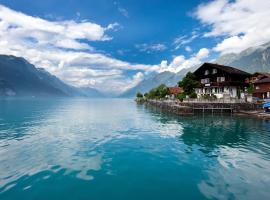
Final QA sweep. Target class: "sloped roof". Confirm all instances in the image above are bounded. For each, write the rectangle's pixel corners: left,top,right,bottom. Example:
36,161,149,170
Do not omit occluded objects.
168,87,183,94
255,77,270,84
194,63,251,76
253,72,270,78
253,72,270,77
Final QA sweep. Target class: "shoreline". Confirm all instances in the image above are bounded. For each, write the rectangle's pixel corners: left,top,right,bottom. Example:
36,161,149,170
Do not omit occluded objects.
235,110,270,120
138,99,270,120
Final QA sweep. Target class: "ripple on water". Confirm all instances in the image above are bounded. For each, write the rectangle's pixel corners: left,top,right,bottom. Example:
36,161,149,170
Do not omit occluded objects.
0,99,270,200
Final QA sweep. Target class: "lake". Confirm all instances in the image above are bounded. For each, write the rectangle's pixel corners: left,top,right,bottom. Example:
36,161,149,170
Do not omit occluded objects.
0,98,270,200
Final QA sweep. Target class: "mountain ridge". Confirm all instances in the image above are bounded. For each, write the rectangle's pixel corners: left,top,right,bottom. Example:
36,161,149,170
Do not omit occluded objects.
0,55,103,97
121,41,270,97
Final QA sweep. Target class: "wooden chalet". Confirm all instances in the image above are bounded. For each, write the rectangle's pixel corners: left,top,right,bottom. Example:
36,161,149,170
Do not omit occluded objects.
253,76,270,99
194,63,251,99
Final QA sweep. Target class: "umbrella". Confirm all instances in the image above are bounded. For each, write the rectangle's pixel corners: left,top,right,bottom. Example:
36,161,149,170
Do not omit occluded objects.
263,102,270,109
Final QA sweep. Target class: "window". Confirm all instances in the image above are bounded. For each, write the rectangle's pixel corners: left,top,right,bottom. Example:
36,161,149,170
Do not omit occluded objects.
201,78,210,84
216,87,224,93
217,77,225,82
204,70,209,75
212,68,217,74
220,87,224,93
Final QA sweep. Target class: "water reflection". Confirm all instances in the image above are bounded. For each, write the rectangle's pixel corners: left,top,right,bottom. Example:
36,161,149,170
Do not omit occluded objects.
143,104,270,200
0,99,270,200
0,99,139,192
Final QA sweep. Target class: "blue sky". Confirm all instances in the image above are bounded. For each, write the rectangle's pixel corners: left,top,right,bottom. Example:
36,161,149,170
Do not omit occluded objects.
0,0,269,94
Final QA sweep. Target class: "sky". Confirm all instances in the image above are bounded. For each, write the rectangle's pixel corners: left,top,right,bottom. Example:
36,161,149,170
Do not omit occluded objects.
0,0,270,94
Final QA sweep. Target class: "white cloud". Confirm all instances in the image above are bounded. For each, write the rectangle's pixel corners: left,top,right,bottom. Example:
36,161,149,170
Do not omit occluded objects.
195,0,270,54
114,1,129,18
118,8,129,18
159,48,210,73
173,31,198,50
185,46,192,52
0,4,159,94
196,48,210,59
135,43,167,53
0,5,115,49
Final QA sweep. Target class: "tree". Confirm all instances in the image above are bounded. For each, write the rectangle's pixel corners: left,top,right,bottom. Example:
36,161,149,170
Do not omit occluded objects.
156,84,169,98
144,92,148,98
247,84,254,94
176,93,186,101
145,84,169,99
136,92,143,98
178,72,200,95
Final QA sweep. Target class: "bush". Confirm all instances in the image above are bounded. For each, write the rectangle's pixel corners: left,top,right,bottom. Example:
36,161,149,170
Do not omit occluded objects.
144,93,148,98
136,92,143,98
189,92,197,99
202,94,217,100
176,93,186,101
247,84,254,94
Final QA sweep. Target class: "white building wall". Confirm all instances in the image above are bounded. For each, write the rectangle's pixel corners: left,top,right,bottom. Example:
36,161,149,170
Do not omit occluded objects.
195,86,241,99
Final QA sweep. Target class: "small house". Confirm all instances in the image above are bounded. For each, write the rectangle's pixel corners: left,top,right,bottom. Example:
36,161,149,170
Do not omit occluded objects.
168,86,183,99
253,77,270,99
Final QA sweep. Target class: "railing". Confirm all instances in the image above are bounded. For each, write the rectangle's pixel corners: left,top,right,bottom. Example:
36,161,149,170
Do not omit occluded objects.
183,98,246,104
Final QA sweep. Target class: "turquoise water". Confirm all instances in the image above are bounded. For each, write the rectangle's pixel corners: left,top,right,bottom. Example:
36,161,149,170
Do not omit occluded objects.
0,99,270,200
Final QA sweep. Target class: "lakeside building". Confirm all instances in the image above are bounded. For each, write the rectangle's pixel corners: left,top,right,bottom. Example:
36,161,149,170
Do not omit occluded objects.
247,72,270,84
253,76,270,99
246,72,270,99
167,86,183,99
194,63,251,99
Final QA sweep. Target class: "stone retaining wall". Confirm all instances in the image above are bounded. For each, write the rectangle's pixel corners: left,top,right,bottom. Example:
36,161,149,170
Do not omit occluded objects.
145,99,257,115
145,100,193,115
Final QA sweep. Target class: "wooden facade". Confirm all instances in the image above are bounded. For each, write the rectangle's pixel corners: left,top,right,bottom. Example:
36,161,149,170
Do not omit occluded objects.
253,77,270,99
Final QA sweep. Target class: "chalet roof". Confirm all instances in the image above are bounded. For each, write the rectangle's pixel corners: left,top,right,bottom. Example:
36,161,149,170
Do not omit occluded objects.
252,72,270,77
194,63,251,76
255,77,270,84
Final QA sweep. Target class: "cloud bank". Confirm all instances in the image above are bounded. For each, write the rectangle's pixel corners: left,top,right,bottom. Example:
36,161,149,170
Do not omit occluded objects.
0,4,158,94
159,48,210,73
195,0,270,54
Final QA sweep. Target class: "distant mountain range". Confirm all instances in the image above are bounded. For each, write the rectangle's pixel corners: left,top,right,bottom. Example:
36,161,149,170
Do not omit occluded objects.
0,55,103,97
121,41,270,97
1,41,270,98
215,41,270,73
120,66,198,97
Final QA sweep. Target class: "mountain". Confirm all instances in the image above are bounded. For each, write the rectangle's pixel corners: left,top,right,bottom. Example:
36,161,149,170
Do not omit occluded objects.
215,41,270,73
77,87,104,98
0,55,102,97
120,65,198,97
122,41,270,98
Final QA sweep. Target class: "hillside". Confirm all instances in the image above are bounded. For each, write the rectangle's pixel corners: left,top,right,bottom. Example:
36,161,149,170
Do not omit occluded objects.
0,55,102,97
